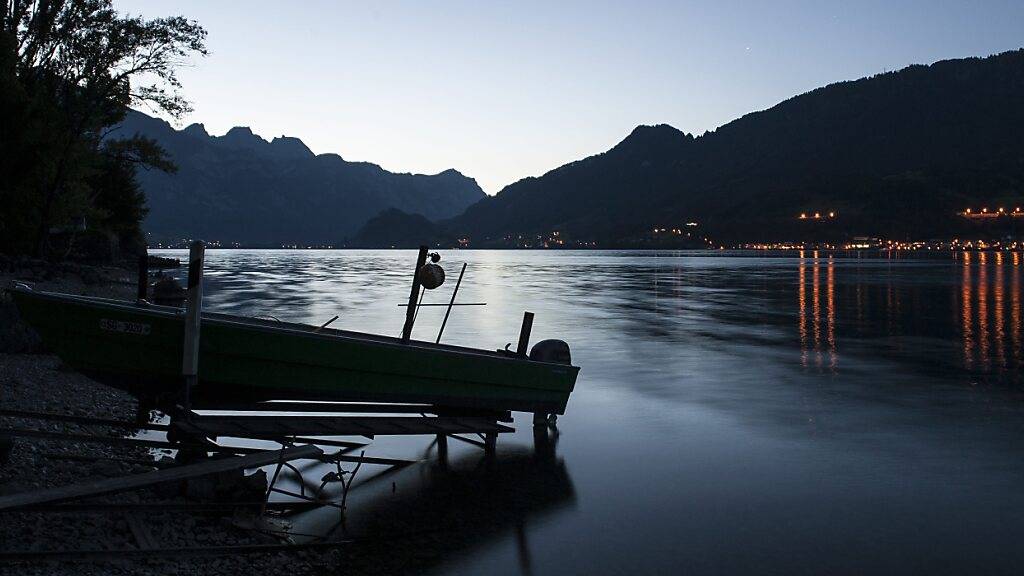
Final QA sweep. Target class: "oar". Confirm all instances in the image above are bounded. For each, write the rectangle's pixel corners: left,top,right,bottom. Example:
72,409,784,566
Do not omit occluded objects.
396,303,485,306
436,263,467,343
313,315,339,333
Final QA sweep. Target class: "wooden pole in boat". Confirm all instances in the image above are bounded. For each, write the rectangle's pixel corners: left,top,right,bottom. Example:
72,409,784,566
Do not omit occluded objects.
136,252,148,302
182,241,206,413
436,262,467,343
401,246,429,343
516,312,534,357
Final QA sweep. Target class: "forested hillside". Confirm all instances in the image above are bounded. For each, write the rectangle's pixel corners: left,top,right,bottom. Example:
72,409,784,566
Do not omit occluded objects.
444,49,1024,246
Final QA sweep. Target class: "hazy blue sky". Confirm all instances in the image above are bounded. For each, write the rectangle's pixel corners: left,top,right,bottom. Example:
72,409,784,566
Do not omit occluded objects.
116,0,1023,193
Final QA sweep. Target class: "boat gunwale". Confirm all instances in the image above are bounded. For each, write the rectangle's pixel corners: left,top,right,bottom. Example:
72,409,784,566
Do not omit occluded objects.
8,286,581,373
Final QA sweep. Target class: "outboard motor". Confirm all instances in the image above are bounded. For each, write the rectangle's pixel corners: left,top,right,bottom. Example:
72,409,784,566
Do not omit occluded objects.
151,274,187,307
529,339,572,365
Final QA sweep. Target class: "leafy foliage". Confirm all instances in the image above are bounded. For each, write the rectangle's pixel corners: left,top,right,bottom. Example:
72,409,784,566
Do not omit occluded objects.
0,0,206,258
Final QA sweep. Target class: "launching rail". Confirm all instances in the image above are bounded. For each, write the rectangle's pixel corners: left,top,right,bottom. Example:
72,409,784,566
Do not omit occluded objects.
0,445,323,512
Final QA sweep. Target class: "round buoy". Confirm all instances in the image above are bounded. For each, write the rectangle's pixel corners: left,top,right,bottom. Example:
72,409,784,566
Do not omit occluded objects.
419,263,445,289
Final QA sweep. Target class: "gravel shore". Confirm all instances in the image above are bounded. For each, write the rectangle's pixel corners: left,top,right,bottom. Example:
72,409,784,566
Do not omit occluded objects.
0,261,343,575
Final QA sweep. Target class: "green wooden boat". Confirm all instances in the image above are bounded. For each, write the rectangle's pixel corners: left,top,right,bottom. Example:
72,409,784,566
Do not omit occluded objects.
8,285,579,414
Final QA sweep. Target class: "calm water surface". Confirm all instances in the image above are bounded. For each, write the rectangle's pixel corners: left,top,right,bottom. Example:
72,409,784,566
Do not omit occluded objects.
155,249,1024,575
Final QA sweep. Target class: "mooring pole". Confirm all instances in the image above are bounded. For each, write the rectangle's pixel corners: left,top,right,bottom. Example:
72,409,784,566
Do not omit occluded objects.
136,252,148,302
401,245,429,343
181,240,205,414
516,311,534,357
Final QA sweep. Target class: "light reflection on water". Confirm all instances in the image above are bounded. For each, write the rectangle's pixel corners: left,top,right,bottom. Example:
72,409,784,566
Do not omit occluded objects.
155,249,1024,575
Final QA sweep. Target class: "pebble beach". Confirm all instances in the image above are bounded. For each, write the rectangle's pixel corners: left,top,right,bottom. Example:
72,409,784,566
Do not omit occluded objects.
0,260,342,575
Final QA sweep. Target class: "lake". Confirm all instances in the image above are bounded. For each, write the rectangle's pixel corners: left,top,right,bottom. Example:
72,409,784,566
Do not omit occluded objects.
153,248,1024,575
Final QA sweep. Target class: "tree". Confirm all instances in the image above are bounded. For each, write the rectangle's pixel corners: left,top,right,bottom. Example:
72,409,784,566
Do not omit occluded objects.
89,136,177,252
0,0,206,257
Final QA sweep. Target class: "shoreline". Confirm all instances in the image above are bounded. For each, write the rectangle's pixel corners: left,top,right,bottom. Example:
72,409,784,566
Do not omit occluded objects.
146,245,1024,253
0,263,339,574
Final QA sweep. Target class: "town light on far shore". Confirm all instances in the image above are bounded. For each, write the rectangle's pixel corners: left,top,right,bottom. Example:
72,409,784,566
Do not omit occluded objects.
798,210,837,220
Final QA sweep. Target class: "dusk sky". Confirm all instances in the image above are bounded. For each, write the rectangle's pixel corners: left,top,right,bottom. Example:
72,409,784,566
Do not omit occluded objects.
116,0,1024,194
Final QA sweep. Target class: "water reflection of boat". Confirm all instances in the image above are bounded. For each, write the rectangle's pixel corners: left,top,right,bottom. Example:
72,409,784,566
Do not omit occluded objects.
293,437,574,575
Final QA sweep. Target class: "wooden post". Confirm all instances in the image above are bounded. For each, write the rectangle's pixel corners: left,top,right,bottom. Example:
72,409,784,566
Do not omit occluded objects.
182,241,205,412
401,246,429,343
0,432,11,465
436,434,448,465
136,252,148,301
484,432,497,455
533,422,555,460
516,312,534,357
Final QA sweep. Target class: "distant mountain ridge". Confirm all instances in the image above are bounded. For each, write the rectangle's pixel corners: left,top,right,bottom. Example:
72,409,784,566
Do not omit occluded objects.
113,111,486,245
125,48,1024,248
436,48,1024,247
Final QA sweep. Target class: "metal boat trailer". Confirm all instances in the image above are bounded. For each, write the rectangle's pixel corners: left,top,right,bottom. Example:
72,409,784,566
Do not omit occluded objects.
0,400,541,562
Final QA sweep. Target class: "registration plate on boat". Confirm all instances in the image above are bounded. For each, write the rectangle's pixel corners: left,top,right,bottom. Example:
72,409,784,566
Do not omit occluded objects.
99,318,151,336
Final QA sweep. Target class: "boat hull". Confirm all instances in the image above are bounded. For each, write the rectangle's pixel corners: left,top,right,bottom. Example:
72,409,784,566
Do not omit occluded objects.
9,288,579,414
